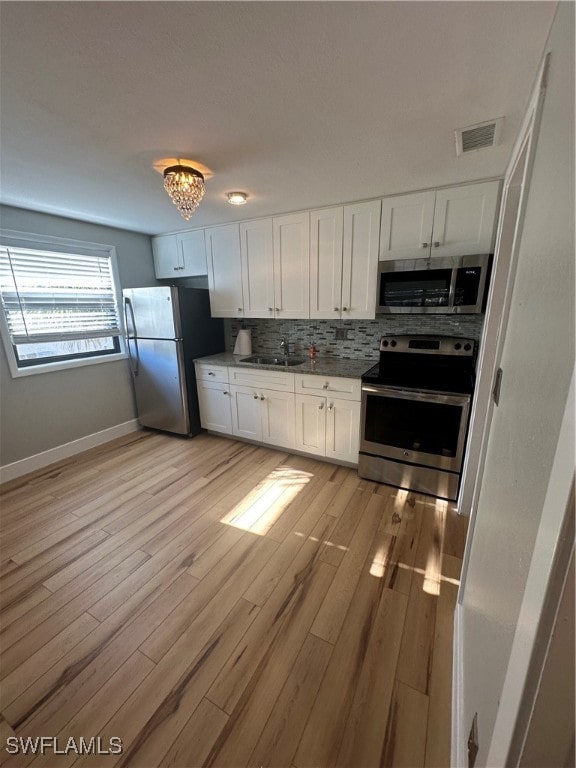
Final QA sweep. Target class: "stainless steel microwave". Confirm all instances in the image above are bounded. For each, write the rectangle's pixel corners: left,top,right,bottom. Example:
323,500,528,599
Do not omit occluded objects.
376,253,491,315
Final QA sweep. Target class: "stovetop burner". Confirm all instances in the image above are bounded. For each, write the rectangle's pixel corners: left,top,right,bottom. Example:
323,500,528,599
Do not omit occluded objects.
361,335,476,395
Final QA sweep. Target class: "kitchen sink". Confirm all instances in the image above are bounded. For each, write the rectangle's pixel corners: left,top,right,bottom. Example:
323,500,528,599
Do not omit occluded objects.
240,355,306,367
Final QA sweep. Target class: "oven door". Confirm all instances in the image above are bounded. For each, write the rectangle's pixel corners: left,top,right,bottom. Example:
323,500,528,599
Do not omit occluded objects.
360,385,471,472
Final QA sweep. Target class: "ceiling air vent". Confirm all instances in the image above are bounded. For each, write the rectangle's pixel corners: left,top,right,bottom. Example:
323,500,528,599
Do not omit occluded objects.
455,118,504,156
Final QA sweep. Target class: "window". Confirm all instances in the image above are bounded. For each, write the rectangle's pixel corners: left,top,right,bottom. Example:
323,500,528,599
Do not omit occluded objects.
0,232,125,376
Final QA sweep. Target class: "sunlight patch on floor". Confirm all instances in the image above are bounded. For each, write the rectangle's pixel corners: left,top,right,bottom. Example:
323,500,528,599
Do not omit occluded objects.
293,531,348,551
221,466,311,535
423,498,448,596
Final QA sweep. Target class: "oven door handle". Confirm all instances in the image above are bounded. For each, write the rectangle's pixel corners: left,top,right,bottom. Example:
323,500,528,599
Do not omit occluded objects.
361,384,471,406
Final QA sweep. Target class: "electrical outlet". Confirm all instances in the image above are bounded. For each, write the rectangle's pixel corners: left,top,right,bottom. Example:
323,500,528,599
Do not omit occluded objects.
335,328,349,340
468,713,479,768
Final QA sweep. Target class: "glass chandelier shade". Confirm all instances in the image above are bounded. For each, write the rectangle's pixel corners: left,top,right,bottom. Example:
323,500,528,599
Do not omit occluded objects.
163,164,205,220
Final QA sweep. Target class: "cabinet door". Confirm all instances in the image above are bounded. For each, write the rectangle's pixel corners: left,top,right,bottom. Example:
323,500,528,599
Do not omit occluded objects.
196,380,232,433
342,200,381,319
230,386,261,440
178,230,207,276
240,219,275,318
309,207,344,319
431,181,500,258
295,394,326,456
326,399,361,463
152,235,181,278
260,389,295,449
273,212,310,319
379,191,435,261
206,224,244,318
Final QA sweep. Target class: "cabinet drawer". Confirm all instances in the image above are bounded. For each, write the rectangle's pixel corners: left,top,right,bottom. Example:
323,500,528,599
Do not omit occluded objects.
229,366,294,392
294,374,361,401
195,363,229,383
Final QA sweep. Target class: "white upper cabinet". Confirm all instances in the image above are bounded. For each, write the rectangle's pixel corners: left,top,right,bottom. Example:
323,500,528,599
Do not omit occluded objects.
379,191,435,261
431,181,500,258
379,181,500,261
152,231,207,278
239,219,275,318
205,224,244,318
310,200,380,320
341,200,381,319
310,207,344,319
272,212,310,319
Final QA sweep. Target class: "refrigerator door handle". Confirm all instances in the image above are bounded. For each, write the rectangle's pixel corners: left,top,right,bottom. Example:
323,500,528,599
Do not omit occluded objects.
124,297,140,376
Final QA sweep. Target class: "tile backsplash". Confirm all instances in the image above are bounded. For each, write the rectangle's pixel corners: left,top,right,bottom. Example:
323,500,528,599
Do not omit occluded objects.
226,316,484,361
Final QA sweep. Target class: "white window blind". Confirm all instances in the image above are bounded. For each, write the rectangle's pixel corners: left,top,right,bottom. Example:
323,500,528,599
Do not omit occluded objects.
0,246,121,345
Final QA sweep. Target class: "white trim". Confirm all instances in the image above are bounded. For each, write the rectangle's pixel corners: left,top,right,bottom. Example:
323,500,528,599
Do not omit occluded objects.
0,419,140,484
0,228,127,377
451,602,465,768
486,369,575,766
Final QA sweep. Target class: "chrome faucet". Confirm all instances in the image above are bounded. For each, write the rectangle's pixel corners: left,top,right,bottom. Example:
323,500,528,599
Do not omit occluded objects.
280,337,290,357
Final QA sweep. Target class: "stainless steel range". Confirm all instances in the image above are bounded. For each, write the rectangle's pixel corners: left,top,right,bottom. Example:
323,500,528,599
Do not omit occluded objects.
358,335,475,501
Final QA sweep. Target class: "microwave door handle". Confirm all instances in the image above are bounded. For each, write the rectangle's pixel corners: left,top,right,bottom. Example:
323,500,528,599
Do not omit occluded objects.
448,267,457,308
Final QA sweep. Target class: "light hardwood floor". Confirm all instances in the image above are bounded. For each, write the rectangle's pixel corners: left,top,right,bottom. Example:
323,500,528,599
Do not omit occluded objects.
0,431,468,768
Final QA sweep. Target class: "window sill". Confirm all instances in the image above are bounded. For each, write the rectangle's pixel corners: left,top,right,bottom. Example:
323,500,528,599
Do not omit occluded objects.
6,350,129,378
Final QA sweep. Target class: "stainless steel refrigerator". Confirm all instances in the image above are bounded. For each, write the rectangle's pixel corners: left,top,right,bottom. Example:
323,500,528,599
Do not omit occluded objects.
123,286,224,436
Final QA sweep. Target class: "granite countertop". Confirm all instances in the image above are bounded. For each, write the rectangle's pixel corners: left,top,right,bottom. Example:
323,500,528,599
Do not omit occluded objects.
195,352,375,379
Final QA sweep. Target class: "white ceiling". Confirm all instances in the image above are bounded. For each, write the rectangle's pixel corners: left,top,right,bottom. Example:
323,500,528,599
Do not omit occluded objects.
0,1,556,236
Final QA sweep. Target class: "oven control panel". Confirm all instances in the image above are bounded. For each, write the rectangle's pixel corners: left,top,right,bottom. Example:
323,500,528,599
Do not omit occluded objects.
379,335,474,356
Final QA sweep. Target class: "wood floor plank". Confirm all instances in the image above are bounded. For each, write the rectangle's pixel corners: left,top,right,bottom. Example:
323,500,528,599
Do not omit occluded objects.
424,554,462,768
247,632,333,768
3,571,199,731
77,598,260,768
380,681,429,768
23,651,156,768
202,559,336,767
158,698,228,768
311,492,385,644
0,432,462,768
207,515,337,715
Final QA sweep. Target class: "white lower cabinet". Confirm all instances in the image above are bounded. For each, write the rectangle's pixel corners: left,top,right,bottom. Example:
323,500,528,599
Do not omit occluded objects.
231,385,295,449
196,380,232,434
295,394,360,464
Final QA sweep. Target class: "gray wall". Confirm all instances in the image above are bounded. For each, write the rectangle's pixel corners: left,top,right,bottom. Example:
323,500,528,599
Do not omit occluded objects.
459,4,575,765
0,205,157,466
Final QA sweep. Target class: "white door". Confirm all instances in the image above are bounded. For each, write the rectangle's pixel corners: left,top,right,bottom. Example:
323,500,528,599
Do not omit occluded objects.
240,218,275,318
152,235,181,278
326,399,361,463
178,230,207,276
309,207,344,319
431,181,500,258
342,200,381,319
295,394,326,456
379,191,435,261
273,212,310,319
206,224,244,318
260,389,295,449
197,380,232,433
230,386,261,440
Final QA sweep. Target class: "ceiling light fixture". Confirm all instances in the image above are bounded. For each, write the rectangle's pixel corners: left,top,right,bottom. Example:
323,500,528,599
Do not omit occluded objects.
227,191,248,206
163,164,205,220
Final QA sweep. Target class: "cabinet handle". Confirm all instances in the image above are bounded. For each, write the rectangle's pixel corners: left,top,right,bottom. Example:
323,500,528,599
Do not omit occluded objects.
253,393,258,400
328,403,334,411
433,241,440,248
342,307,348,311
318,402,325,410
223,390,229,395
208,371,215,376
422,242,429,248
275,307,280,312
322,382,329,390
268,307,273,312
173,266,179,271
238,308,243,312
334,307,339,311
260,395,265,401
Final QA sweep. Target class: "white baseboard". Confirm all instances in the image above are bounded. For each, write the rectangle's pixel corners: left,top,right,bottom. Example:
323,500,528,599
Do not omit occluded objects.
0,419,141,484
452,602,465,768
